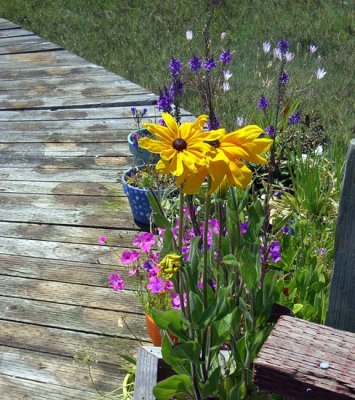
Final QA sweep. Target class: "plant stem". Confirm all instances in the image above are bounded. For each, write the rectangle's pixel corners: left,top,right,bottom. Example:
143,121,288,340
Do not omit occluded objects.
202,178,212,308
178,187,184,253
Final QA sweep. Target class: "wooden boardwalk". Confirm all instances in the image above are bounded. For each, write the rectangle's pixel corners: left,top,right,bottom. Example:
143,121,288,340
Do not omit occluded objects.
0,17,174,398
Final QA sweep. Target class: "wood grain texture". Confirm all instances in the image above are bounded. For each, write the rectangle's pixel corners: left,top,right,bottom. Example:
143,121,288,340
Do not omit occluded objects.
0,345,123,393
326,139,355,333
0,296,148,339
253,316,355,399
0,320,141,366
0,374,99,400
0,17,176,397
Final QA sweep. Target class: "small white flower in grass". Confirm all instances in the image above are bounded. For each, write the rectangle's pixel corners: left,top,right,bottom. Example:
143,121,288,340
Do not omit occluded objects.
236,117,245,127
316,68,327,80
220,32,227,40
315,145,323,155
223,81,230,92
263,41,271,53
285,51,295,62
309,44,318,54
223,70,233,81
186,30,193,40
273,47,282,60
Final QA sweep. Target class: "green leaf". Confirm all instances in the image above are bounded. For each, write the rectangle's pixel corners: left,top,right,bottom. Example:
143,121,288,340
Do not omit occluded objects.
153,212,171,229
201,366,221,397
151,309,189,340
292,303,304,314
222,254,238,266
240,260,258,290
153,374,192,400
170,341,201,363
189,235,202,269
148,191,163,215
161,334,190,375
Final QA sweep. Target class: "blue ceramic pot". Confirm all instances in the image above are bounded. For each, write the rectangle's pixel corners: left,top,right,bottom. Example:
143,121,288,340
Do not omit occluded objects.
128,129,159,166
122,166,153,227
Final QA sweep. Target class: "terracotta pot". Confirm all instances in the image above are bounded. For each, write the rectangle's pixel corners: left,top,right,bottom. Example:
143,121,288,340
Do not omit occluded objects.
145,314,178,346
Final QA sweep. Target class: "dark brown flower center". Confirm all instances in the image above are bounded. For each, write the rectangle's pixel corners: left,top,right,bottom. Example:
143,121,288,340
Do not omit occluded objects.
172,138,187,151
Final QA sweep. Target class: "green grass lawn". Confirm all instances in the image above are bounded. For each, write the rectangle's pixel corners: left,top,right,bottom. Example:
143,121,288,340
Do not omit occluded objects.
0,0,353,155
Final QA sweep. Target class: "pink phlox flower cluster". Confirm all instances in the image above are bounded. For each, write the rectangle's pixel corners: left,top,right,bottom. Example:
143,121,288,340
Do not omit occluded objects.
108,273,125,291
147,275,174,295
120,250,140,265
132,232,155,252
183,205,198,222
171,292,187,310
98,235,107,245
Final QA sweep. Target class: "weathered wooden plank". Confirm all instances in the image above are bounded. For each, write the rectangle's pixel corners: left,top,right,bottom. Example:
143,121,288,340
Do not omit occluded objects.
0,180,124,196
0,49,94,66
0,374,99,400
0,345,123,393
0,28,35,38
0,221,135,246
0,254,116,286
0,142,130,156
0,320,140,367
0,86,156,109
0,275,143,312
0,116,144,135
0,105,191,121
0,64,105,80
0,166,125,181
0,254,138,289
0,34,58,47
0,155,130,170
326,139,355,333
0,36,61,54
253,316,355,400
0,21,21,30
0,296,148,339
0,71,134,89
0,128,132,143
0,236,133,264
0,193,135,227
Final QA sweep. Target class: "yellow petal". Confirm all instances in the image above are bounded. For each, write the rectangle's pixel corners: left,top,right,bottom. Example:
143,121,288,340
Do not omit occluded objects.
162,113,179,137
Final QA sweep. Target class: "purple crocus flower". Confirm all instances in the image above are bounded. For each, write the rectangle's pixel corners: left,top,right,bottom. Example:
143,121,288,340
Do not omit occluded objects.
203,57,217,72
277,39,289,54
169,79,183,97
264,125,276,137
157,87,173,113
220,50,232,65
130,107,137,116
207,116,220,130
279,72,289,84
257,95,270,110
169,57,183,75
143,261,153,272
189,55,202,72
240,221,249,235
288,110,302,125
